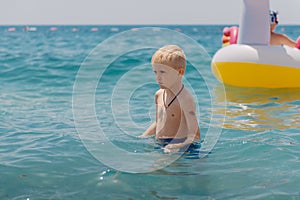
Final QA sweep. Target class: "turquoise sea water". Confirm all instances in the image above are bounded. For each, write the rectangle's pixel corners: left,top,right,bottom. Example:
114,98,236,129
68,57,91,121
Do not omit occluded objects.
1,25,300,199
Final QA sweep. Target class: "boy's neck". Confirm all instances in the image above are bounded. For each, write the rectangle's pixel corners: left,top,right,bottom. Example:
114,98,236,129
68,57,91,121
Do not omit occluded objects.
165,81,183,96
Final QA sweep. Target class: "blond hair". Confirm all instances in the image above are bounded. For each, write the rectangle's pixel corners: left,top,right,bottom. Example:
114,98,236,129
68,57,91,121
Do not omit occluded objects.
152,45,186,70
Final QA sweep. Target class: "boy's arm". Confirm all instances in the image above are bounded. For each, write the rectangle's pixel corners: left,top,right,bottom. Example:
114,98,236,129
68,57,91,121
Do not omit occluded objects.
271,32,296,48
140,122,156,137
140,91,159,138
278,33,297,48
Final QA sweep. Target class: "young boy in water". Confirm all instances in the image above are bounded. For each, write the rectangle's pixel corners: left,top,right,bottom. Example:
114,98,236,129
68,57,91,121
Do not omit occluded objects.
141,45,200,153
269,10,297,48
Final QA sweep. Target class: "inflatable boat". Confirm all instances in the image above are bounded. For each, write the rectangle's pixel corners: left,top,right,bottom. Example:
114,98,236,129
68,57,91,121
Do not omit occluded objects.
211,0,300,88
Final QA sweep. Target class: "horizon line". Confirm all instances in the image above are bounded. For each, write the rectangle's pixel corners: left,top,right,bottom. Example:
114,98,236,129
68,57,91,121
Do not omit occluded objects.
0,23,299,26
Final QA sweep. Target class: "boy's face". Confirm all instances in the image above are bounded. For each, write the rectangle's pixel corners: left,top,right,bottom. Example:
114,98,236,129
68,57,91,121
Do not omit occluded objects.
152,63,182,89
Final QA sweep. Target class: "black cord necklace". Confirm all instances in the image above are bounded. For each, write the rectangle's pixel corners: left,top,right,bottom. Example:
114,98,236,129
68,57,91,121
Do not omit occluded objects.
163,84,184,109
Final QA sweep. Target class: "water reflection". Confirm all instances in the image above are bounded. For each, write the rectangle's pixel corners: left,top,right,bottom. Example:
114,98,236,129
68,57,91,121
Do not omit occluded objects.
213,84,300,131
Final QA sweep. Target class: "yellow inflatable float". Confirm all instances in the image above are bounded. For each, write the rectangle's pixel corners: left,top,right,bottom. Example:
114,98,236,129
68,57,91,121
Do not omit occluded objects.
212,0,300,88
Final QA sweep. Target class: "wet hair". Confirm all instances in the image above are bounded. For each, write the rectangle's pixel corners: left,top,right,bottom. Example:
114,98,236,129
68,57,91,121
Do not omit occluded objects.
152,45,186,70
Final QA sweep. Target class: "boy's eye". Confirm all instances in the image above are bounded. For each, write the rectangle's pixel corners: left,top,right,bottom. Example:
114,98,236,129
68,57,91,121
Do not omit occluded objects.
160,70,166,73
153,71,157,74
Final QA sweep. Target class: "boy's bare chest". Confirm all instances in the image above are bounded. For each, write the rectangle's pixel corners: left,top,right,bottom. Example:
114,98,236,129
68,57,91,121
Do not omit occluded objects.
157,98,182,120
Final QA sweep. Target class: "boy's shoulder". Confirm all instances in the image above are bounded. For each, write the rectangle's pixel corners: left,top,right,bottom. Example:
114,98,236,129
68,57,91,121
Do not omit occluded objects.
155,89,164,96
154,89,163,103
182,88,194,99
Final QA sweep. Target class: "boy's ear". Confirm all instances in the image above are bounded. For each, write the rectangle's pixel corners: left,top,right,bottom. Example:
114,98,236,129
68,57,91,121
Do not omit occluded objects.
179,68,185,75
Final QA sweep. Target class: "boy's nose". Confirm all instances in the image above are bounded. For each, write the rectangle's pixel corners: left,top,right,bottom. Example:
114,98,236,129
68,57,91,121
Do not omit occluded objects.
157,77,163,83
